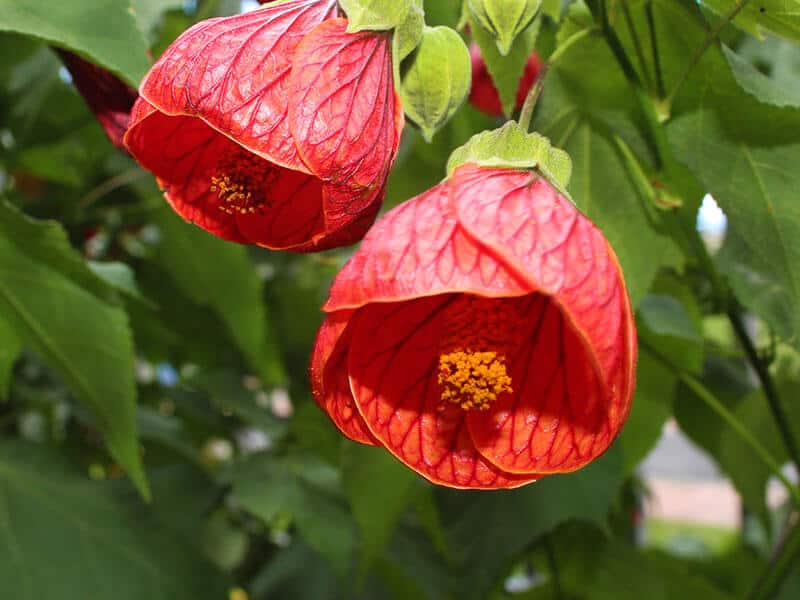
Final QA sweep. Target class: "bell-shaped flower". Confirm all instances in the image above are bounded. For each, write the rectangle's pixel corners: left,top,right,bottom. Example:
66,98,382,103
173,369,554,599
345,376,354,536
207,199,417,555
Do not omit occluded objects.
124,0,403,251
311,164,636,488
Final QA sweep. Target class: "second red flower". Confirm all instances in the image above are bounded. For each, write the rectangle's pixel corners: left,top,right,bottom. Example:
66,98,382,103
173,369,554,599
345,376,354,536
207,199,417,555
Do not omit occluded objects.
125,0,404,251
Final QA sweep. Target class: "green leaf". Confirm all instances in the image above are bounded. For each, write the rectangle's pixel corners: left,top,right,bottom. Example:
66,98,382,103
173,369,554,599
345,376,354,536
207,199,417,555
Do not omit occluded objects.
552,523,736,600
340,0,414,32
0,0,150,86
88,261,151,305
639,294,702,342
471,13,540,117
542,0,562,21
659,0,800,351
702,0,800,42
723,45,800,108
0,201,147,498
234,453,357,576
400,26,472,142
0,317,21,401
249,540,340,600
393,0,425,62
0,442,230,600
131,0,184,44
150,204,285,386
342,443,419,572
447,121,573,195
468,0,542,55
534,28,682,308
441,445,623,600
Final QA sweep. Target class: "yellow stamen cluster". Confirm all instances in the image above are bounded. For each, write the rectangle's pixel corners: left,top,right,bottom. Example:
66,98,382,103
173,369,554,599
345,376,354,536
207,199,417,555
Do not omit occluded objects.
210,152,270,215
438,350,512,411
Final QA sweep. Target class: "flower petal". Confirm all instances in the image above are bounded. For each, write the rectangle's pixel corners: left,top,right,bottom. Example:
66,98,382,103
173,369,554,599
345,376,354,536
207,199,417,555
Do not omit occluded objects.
125,99,247,242
451,165,636,442
324,181,531,311
310,310,377,445
288,18,402,232
466,293,612,474
125,97,326,250
57,50,138,150
139,0,338,171
346,297,538,489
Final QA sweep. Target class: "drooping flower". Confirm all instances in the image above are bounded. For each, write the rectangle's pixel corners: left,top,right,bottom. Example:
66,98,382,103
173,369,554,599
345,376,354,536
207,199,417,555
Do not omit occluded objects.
311,164,636,489
57,50,138,151
124,0,403,252
469,43,542,117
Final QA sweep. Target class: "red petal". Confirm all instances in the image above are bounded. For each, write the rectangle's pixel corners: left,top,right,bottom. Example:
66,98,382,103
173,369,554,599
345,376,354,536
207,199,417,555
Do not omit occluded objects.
125,99,246,242
125,98,327,250
451,165,636,448
139,0,338,171
57,50,138,150
346,297,538,489
310,310,377,445
468,44,542,117
324,181,530,311
465,294,612,474
288,19,402,232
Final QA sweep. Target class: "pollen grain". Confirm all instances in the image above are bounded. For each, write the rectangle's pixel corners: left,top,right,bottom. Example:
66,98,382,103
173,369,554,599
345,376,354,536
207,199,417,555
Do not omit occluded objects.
438,350,512,411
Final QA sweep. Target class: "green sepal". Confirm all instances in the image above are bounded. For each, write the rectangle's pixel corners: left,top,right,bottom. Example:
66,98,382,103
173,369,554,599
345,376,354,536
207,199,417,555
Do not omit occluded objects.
446,121,573,198
392,0,424,63
400,26,471,142
468,0,542,55
340,0,414,33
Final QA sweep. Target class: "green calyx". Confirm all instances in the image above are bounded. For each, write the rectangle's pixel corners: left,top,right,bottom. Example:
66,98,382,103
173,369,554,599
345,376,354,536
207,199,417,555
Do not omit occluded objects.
340,0,415,33
341,0,426,89
399,26,472,142
393,0,424,62
446,121,573,198
468,0,542,55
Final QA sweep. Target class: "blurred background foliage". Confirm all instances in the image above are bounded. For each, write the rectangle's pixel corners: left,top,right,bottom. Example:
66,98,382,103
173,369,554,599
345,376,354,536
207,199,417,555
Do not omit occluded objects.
0,0,799,598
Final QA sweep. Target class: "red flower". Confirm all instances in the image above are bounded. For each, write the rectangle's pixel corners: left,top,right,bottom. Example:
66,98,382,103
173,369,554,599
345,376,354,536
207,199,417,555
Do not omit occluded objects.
469,43,542,117
311,164,636,489
124,0,403,252
57,50,138,151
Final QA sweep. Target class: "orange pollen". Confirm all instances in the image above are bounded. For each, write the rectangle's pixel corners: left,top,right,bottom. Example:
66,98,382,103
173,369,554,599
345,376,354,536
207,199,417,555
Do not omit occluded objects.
210,152,271,216
438,350,512,411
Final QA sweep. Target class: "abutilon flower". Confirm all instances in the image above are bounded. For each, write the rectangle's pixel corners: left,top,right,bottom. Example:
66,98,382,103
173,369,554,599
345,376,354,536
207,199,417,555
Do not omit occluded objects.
57,50,138,151
124,0,403,252
469,43,542,117
311,164,636,489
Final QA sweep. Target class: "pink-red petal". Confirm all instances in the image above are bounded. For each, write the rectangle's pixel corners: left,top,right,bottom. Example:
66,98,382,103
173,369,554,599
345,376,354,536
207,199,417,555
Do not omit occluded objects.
346,297,538,489
139,0,338,171
310,310,377,445
288,18,402,232
324,181,531,311
124,97,329,250
57,50,138,151
450,165,636,437
466,294,612,474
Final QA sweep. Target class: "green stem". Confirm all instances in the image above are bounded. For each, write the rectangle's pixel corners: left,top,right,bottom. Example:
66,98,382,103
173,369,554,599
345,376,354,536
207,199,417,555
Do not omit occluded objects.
518,26,598,132
664,0,752,107
642,341,800,506
728,304,800,471
645,1,665,99
749,517,800,600
620,0,653,91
